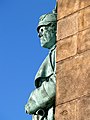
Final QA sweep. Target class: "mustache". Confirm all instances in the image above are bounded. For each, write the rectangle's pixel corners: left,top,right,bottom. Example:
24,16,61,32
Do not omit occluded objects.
43,32,52,40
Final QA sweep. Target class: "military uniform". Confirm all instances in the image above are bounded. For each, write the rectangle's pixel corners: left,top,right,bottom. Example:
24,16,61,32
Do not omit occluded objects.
25,9,57,120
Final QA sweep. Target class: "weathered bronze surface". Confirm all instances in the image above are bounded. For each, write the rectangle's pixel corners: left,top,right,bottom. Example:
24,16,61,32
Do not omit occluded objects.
25,8,57,120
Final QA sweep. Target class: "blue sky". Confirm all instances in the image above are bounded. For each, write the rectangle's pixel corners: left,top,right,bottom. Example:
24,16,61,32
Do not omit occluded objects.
0,0,56,120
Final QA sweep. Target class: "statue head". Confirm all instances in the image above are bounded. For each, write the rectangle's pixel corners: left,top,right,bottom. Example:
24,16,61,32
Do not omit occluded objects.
37,10,57,49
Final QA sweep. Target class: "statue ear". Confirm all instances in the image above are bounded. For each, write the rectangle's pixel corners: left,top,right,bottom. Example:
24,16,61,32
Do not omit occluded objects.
50,23,57,32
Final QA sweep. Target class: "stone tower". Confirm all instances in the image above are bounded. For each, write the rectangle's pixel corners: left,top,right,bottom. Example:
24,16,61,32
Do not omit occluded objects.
55,0,90,119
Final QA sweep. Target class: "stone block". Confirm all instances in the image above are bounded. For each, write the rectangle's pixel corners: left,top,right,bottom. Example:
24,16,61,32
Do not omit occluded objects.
80,0,90,9
56,50,90,105
57,0,79,20
58,0,90,20
78,6,90,31
56,35,77,62
55,99,77,120
78,28,90,53
55,95,90,120
77,95,90,120
57,13,78,40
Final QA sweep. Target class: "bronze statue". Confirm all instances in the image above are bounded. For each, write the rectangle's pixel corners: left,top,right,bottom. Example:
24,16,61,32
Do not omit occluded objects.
25,8,57,120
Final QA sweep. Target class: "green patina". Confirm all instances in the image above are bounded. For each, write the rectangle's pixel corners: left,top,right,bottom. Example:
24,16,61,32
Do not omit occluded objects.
25,7,57,120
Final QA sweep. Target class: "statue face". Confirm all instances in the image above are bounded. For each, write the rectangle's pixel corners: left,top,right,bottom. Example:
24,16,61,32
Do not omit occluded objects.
38,23,56,49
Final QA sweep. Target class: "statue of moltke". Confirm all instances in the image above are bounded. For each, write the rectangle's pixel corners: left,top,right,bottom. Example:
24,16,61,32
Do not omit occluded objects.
25,9,57,120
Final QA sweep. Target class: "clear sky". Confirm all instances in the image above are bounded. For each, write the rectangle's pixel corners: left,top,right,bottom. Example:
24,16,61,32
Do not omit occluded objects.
0,0,56,120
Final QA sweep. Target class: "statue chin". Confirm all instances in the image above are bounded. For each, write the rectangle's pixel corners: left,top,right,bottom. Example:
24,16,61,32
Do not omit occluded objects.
40,39,56,49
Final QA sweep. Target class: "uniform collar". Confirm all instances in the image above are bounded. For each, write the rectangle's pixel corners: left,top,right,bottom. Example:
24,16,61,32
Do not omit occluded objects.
49,44,56,53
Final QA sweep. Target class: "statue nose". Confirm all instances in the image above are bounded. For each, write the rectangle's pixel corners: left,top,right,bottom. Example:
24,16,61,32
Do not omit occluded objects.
25,108,30,114
38,32,43,38
25,105,29,114
26,110,28,114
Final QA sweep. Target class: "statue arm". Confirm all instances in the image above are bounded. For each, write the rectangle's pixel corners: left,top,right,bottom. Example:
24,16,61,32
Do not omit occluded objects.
25,73,56,114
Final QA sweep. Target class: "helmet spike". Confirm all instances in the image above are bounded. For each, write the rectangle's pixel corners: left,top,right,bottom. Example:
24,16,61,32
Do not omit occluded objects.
52,3,57,14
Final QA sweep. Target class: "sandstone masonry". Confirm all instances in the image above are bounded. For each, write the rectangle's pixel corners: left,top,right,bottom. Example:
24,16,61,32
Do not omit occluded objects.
55,0,90,119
